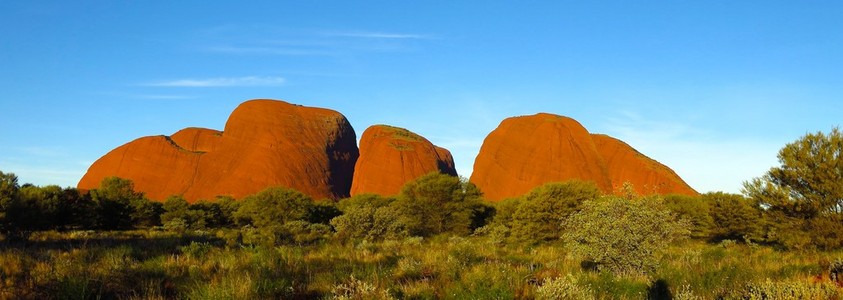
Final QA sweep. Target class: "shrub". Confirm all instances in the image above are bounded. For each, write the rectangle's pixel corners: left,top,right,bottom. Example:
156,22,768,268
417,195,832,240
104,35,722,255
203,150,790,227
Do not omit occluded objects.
162,218,188,233
283,220,332,244
488,197,521,228
510,181,600,244
161,196,240,230
394,173,483,237
330,275,394,300
234,187,337,246
830,259,843,285
213,196,240,227
535,275,595,300
673,284,703,300
562,196,690,276
180,241,213,258
741,279,842,299
129,198,163,228
235,186,314,228
663,194,713,239
330,194,407,241
90,177,144,230
704,192,763,242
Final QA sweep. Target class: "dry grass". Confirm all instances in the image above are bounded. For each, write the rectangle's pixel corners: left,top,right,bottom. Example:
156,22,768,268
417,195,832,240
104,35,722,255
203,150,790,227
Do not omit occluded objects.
0,231,841,299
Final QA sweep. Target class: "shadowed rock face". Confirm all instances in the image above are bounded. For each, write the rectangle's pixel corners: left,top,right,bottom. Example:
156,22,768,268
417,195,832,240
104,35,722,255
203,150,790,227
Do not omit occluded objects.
470,113,697,201
350,125,457,196
78,99,359,202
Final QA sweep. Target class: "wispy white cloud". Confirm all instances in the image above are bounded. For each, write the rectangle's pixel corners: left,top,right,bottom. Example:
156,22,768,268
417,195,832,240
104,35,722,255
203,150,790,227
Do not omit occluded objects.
207,46,337,56
92,91,196,100
324,31,432,40
143,76,286,87
198,27,434,56
134,94,196,100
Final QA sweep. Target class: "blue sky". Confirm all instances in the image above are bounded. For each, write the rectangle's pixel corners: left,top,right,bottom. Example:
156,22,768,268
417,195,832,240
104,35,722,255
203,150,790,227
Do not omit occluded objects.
1,1,841,193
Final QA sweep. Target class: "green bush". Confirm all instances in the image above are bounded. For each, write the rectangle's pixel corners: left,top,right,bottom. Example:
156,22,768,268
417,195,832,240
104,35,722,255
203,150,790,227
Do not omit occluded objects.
740,279,842,299
330,194,407,241
663,194,713,239
394,172,483,237
129,197,163,228
330,275,394,300
180,241,213,258
234,186,335,246
90,177,145,230
163,218,188,233
283,220,332,244
488,197,521,228
535,275,595,300
509,181,600,244
235,186,314,228
704,192,763,242
562,196,690,276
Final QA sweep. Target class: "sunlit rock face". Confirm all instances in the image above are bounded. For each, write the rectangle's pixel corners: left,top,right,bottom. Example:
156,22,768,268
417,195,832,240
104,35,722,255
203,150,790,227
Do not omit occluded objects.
78,99,359,202
350,125,457,196
590,133,698,197
470,113,697,201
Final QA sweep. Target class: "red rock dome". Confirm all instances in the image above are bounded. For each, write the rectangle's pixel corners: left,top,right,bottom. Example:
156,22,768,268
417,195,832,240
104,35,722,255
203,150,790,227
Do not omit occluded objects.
470,113,697,201
350,125,457,196
78,99,359,202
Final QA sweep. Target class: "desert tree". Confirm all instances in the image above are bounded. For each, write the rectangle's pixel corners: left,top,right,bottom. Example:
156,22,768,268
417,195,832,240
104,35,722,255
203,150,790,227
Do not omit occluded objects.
395,172,484,237
90,177,145,229
509,180,600,244
743,127,843,249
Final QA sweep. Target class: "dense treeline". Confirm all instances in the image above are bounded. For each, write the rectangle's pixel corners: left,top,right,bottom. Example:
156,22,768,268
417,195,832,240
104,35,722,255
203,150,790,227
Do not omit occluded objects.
0,175,836,254
0,172,493,245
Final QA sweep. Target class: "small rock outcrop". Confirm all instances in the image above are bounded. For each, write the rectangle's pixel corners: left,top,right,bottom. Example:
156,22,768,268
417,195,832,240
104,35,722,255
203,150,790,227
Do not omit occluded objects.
78,99,359,202
350,125,457,196
470,113,697,201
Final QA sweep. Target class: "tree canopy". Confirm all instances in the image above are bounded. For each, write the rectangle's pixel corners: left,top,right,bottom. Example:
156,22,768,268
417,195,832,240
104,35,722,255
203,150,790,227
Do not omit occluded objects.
395,172,485,237
743,127,843,249
509,180,601,244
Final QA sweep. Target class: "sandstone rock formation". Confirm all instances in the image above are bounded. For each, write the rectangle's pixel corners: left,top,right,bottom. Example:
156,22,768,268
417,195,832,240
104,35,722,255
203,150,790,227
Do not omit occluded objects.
78,99,359,202
350,125,457,196
591,134,697,196
470,113,697,201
